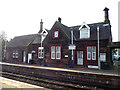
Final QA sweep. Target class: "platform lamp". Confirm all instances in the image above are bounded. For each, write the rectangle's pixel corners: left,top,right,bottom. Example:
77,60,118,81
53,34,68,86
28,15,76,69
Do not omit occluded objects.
70,28,74,68
40,31,46,66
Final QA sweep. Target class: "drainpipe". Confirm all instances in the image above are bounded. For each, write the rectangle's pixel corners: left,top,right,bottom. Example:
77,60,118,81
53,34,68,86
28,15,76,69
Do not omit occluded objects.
71,28,74,68
97,26,101,70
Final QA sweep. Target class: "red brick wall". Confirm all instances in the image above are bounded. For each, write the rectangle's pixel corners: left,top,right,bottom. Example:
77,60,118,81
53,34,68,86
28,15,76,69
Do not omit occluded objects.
74,39,109,67
6,47,27,63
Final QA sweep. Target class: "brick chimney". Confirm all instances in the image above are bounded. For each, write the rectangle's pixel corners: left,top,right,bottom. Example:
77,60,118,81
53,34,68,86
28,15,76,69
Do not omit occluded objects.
58,17,61,23
40,19,43,31
103,7,110,24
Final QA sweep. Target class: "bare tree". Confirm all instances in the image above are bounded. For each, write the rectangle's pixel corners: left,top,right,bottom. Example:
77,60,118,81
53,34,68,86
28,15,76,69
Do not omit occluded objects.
0,31,8,60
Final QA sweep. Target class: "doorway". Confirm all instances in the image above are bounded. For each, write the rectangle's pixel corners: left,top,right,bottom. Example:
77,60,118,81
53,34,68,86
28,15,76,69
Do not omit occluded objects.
23,51,26,63
77,51,83,65
28,53,32,64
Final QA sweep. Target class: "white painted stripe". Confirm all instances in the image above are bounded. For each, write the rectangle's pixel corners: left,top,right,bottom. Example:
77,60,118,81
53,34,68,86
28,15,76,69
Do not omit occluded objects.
88,65,99,69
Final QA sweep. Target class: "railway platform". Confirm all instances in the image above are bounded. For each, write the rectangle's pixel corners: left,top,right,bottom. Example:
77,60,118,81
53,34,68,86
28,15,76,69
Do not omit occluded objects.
1,61,120,89
0,61,119,76
0,76,49,89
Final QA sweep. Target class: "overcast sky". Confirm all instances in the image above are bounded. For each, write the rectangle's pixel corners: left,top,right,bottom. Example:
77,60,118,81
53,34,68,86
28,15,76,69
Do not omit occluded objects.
0,0,119,41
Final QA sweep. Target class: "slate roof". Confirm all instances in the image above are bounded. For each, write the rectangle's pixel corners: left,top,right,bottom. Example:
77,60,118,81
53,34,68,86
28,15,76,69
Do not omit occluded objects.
55,21,71,38
56,21,112,41
7,34,38,47
32,34,41,44
71,22,112,41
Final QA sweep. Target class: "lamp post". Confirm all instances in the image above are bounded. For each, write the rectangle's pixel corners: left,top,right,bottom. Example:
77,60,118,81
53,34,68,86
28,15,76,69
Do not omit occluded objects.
40,32,46,66
40,33,43,65
97,26,101,70
71,28,74,68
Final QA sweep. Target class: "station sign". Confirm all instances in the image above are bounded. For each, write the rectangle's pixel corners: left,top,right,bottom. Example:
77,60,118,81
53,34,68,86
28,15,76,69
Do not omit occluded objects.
68,44,76,50
100,53,106,62
39,47,44,49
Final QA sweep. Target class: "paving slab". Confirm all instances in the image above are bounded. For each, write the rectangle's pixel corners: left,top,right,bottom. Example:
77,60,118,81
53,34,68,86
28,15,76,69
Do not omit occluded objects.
0,77,49,89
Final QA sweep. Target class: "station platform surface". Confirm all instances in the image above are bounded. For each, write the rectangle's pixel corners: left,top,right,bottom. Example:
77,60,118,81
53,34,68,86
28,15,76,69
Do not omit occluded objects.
0,76,49,89
0,61,119,76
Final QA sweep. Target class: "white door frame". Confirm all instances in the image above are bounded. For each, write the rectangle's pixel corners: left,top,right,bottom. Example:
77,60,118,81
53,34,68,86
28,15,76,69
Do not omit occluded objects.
23,51,26,63
28,53,32,63
77,51,83,65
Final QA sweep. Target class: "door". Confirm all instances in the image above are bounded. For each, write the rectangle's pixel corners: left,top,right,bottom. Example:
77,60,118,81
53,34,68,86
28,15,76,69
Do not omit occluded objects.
77,51,83,65
23,51,26,62
28,53,32,63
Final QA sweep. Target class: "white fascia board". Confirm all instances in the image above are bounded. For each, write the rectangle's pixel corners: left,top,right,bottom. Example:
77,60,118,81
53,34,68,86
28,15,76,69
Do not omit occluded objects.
41,29,48,35
79,22,90,30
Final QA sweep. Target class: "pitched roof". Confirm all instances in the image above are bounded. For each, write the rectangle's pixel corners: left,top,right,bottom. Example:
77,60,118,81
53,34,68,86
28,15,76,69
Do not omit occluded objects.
32,34,41,44
71,22,112,41
54,21,71,38
7,34,38,47
53,21,112,41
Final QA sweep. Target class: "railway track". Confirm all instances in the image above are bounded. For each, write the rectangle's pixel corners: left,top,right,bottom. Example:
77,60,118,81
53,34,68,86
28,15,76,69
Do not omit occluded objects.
2,71,103,89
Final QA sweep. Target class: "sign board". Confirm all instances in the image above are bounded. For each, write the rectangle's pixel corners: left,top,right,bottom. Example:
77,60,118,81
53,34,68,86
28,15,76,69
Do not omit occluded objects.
100,53,106,62
68,44,76,50
39,47,44,49
32,51,36,53
65,55,68,58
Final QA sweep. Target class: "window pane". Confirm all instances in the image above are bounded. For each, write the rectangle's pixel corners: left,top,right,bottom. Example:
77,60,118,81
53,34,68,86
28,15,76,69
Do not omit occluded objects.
54,31,58,37
87,52,91,60
92,47,96,52
51,53,55,59
56,53,60,59
92,47,96,60
80,28,89,38
56,47,60,52
38,47,44,58
16,50,18,58
56,46,61,59
87,47,91,52
87,47,91,60
13,53,15,58
51,46,55,59
51,46,55,52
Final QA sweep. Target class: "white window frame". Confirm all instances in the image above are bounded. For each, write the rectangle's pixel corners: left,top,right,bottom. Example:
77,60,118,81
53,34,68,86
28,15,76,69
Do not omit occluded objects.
54,31,58,38
56,46,61,59
13,51,16,58
87,46,96,60
87,47,91,60
80,27,90,39
13,50,18,58
38,47,44,59
92,47,96,60
16,50,18,58
51,46,61,60
51,46,55,59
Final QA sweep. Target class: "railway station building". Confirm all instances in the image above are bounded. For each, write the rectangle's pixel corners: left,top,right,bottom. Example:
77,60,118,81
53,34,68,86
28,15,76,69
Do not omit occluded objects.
5,7,116,69
5,20,48,64
43,7,113,69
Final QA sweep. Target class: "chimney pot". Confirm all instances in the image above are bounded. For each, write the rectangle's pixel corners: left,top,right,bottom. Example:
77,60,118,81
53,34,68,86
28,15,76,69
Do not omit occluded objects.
40,19,43,31
58,17,61,23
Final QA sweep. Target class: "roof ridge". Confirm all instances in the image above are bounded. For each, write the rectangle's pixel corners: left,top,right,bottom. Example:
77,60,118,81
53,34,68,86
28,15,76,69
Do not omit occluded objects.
14,34,37,38
69,22,104,28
